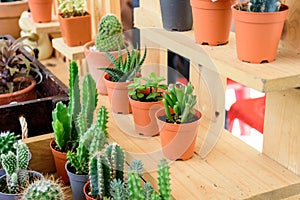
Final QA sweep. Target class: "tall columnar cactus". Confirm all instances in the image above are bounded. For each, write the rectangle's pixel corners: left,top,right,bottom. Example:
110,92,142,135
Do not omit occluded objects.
105,143,125,181
163,82,197,123
248,0,281,12
157,159,171,200
67,106,108,175
89,152,111,199
126,170,144,200
95,14,124,52
1,140,30,194
22,179,64,200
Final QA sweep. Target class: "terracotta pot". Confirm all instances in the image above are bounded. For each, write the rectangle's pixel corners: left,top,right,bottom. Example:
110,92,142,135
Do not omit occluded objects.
84,41,127,95
190,0,234,46
28,0,53,23
129,96,163,136
0,77,36,106
0,0,28,38
104,74,132,114
59,13,92,47
49,139,69,183
83,181,94,200
232,3,289,63
156,108,202,160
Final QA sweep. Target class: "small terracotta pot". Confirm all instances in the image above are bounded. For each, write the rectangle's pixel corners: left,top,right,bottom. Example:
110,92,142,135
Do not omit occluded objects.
129,96,163,136
83,181,94,200
190,0,234,46
59,13,92,47
0,77,36,106
0,0,28,38
104,74,132,114
28,0,53,23
232,3,289,63
83,41,127,95
49,139,69,183
156,108,202,160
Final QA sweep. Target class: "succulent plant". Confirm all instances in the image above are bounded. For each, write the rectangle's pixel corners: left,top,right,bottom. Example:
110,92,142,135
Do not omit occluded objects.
58,0,87,18
163,82,197,124
0,34,42,94
99,46,147,82
67,106,109,175
52,61,96,152
1,140,30,194
247,0,281,12
0,131,19,163
95,14,125,52
128,72,168,102
22,178,64,200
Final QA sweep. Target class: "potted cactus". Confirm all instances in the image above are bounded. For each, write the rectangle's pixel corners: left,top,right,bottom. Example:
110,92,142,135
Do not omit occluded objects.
66,106,109,200
99,45,147,114
232,0,289,63
190,0,235,46
50,61,98,183
84,14,126,95
155,82,202,160
0,140,43,200
57,0,92,47
21,177,65,200
128,72,168,136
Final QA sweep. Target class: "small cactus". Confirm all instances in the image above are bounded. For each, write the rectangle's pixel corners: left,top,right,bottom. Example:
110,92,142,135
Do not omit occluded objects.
105,143,125,181
22,178,64,200
95,14,124,52
0,131,19,163
157,159,171,200
110,179,127,200
248,0,281,12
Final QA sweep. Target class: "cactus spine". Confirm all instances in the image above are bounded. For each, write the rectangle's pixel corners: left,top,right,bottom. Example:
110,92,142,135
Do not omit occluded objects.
95,14,124,52
1,140,30,194
106,143,125,181
0,131,19,163
22,178,64,200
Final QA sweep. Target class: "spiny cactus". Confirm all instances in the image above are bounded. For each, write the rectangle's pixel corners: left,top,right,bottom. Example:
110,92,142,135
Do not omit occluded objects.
105,143,125,181
1,140,30,193
0,131,19,163
163,82,197,123
157,159,171,200
247,0,281,12
67,107,108,175
99,46,147,82
110,179,127,200
126,170,144,200
95,14,124,52
22,178,64,200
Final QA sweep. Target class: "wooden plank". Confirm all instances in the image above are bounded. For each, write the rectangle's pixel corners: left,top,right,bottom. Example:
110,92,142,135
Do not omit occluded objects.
52,38,85,61
134,7,162,28
139,0,161,13
263,88,300,174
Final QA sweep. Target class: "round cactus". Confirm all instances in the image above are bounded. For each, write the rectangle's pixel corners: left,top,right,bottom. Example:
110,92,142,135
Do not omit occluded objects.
95,14,124,52
22,179,64,200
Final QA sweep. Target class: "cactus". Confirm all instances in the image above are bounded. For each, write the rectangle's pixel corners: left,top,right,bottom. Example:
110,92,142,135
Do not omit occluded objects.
52,62,98,152
110,179,127,200
247,0,281,12
58,0,87,18
157,159,171,200
67,107,108,175
105,143,125,181
22,178,64,200
163,82,197,123
0,131,19,163
99,46,147,82
1,140,31,194
95,14,124,52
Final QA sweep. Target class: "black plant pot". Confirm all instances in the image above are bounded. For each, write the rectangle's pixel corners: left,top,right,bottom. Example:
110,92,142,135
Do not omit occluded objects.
160,0,193,31
66,162,88,200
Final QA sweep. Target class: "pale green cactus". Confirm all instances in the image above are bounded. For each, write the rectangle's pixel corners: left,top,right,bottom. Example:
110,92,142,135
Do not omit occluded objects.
0,131,19,163
22,178,64,200
58,0,87,17
95,14,124,52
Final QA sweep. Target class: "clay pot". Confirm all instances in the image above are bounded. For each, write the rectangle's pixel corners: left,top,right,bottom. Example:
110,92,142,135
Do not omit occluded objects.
59,13,92,47
0,77,36,106
0,0,28,38
129,96,163,136
49,139,69,183
232,3,289,63
156,108,202,160
190,0,234,46
28,0,53,23
104,74,132,114
83,181,94,200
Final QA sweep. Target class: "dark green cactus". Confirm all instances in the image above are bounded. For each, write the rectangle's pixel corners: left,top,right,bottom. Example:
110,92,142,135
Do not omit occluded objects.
95,14,124,52
0,131,19,163
248,0,281,12
89,152,111,199
105,143,125,181
96,106,109,137
1,140,30,194
99,46,147,82
163,82,197,123
22,178,64,200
